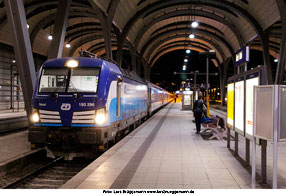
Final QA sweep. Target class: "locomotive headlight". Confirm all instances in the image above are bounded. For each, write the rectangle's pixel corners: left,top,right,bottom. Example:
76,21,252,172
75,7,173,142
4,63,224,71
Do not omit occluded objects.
66,59,78,68
31,112,40,123
95,108,106,124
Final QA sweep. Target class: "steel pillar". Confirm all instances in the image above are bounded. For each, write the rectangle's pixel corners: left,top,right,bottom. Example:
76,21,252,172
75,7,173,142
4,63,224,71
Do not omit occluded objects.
4,0,36,121
116,36,124,67
220,57,231,106
143,61,150,81
275,0,286,84
48,0,71,59
136,56,142,76
261,139,267,184
101,18,113,60
261,29,273,84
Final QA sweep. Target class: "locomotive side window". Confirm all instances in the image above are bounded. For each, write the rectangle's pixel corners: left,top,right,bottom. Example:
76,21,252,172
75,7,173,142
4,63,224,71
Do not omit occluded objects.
39,68,69,93
69,68,100,93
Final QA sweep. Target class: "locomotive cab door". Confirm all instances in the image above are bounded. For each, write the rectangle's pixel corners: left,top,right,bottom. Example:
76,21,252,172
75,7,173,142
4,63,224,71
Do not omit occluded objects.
116,76,122,118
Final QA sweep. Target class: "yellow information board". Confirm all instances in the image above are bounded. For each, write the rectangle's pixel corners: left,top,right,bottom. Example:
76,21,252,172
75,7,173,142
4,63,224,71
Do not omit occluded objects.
227,83,234,127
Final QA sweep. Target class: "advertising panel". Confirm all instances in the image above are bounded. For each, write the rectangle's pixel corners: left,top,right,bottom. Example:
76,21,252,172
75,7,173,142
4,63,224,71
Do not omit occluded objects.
245,76,259,138
235,79,244,135
227,83,234,128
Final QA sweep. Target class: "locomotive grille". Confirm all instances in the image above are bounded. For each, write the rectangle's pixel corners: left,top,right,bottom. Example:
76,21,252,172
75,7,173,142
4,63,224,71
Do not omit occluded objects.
72,110,95,124
39,110,61,123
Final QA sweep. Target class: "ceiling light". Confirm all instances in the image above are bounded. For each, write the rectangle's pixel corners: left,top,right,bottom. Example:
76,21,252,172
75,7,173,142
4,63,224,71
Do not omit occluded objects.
274,59,278,62
12,60,16,63
184,59,188,62
186,49,191,54
48,35,53,40
191,21,199,28
65,43,71,48
27,24,29,29
189,34,195,39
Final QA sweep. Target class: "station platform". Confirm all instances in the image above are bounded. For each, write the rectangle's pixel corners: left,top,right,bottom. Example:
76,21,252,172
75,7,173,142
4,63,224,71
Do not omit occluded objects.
62,103,263,189
0,130,31,167
0,111,28,133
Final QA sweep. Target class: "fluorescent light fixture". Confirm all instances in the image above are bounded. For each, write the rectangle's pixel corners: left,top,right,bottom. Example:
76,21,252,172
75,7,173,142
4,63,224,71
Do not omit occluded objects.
274,59,278,62
191,21,199,28
186,49,191,54
209,50,215,53
65,43,71,48
48,35,53,40
66,59,79,68
184,59,188,62
189,34,195,39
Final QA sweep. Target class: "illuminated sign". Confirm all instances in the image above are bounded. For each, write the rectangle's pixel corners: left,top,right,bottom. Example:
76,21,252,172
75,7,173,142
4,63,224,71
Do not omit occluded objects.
235,79,244,135
245,76,259,137
235,46,249,66
183,95,191,105
227,83,234,128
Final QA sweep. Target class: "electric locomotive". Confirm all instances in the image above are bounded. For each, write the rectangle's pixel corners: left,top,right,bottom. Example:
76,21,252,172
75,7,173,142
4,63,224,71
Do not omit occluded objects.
28,55,172,159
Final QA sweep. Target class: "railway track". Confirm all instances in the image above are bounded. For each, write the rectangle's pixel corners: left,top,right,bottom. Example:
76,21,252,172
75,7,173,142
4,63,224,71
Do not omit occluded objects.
2,156,93,189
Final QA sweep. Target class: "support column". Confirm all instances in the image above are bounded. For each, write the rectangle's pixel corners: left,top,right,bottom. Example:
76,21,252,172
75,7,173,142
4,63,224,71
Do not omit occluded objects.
116,36,124,67
102,18,113,59
261,29,273,84
89,0,120,60
4,0,36,120
48,0,71,59
143,60,150,81
136,55,142,76
275,0,286,84
131,49,137,72
220,58,231,106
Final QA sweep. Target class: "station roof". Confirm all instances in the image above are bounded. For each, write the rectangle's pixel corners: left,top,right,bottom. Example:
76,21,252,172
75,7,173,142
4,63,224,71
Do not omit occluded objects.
0,0,282,67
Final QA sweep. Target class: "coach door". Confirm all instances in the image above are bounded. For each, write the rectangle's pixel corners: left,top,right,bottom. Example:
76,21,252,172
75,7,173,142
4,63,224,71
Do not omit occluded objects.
116,76,122,118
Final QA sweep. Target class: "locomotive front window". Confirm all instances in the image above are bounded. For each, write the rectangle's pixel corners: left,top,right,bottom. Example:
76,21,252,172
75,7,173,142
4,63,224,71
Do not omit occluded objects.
39,68,69,93
68,68,100,93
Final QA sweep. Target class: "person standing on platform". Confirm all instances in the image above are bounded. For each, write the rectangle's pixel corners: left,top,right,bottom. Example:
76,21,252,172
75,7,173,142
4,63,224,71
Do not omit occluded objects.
193,92,205,134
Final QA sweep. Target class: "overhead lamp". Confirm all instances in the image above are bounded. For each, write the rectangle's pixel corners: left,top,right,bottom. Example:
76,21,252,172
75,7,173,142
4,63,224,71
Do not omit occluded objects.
186,49,191,54
184,59,188,62
191,21,199,28
27,24,29,29
189,34,195,39
48,35,53,40
274,59,278,62
65,43,71,48
12,60,16,63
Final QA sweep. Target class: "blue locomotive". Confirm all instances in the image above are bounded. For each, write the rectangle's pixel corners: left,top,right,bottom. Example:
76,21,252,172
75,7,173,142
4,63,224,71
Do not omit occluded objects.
28,55,173,159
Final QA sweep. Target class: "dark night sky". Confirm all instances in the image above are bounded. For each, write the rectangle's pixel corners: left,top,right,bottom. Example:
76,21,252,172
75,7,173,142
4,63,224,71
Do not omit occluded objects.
151,49,220,92
150,49,278,93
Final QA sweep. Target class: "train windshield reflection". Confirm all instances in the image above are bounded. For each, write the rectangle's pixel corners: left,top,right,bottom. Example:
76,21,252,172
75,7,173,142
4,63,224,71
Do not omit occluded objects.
39,68,100,93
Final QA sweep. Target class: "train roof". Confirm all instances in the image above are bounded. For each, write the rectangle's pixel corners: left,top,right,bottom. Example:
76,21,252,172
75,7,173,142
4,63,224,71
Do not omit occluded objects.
42,57,122,74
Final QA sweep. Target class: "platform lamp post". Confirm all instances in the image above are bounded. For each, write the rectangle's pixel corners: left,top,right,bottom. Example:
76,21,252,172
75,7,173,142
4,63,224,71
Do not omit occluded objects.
200,50,216,117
